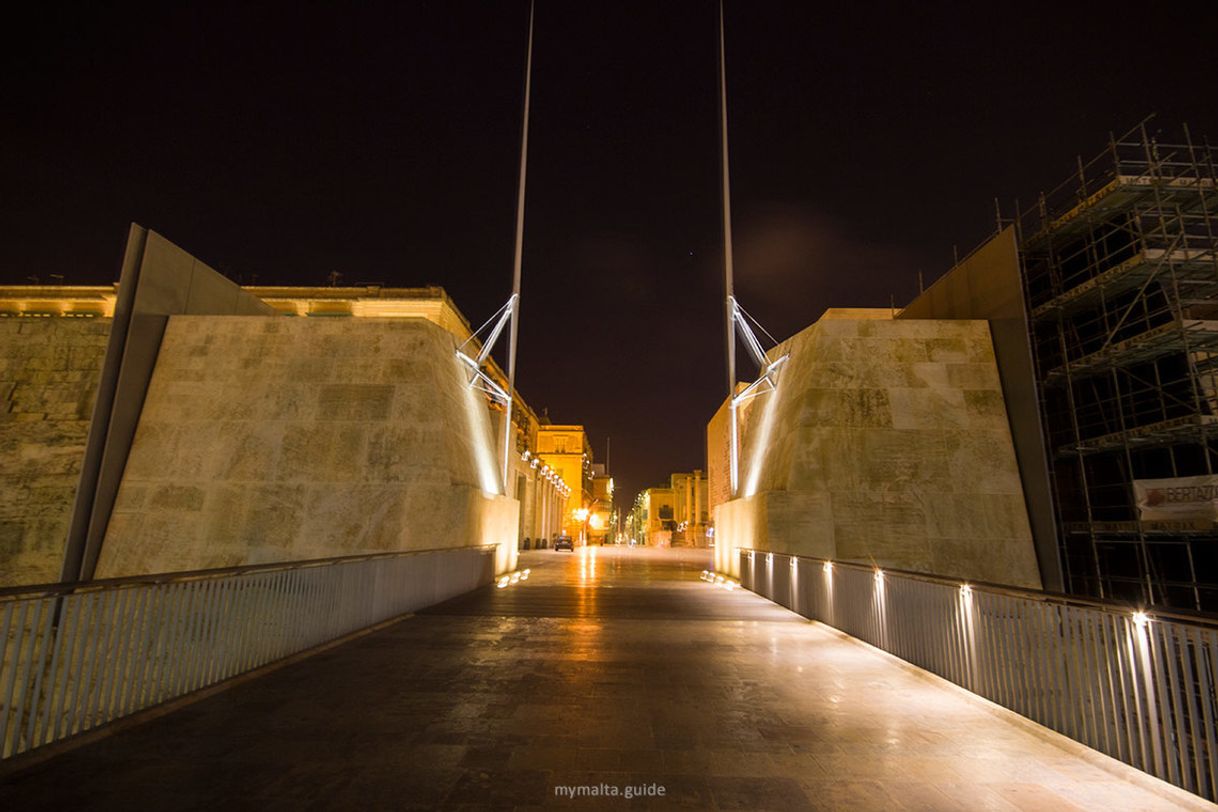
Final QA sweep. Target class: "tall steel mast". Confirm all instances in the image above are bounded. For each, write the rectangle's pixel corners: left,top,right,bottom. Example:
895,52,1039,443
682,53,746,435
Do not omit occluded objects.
719,1,787,498
719,0,736,399
455,1,534,495
502,0,534,490
719,1,740,496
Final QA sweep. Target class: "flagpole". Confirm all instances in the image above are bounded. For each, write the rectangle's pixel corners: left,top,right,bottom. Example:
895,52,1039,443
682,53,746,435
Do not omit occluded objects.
719,1,739,496
502,0,534,492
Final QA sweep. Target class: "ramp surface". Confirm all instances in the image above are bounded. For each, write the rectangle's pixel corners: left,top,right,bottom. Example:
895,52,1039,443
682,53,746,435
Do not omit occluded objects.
0,546,1208,810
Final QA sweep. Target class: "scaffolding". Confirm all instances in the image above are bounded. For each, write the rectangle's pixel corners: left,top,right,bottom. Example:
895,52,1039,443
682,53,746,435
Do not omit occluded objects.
1017,119,1218,611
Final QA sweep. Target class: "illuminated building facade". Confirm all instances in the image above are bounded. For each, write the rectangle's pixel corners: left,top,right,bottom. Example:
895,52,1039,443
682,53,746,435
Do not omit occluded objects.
536,423,593,540
670,470,709,546
589,464,614,544
630,485,675,547
627,471,708,548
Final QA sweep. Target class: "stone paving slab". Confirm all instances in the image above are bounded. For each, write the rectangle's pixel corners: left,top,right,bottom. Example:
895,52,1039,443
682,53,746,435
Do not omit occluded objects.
0,546,1212,810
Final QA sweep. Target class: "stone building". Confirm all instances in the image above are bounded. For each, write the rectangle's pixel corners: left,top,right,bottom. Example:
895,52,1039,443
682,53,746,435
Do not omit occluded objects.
631,486,675,547
0,313,110,585
627,471,709,548
710,308,1042,589
709,126,1218,606
0,226,566,586
536,423,594,539
588,464,614,544
670,471,708,546
241,286,571,553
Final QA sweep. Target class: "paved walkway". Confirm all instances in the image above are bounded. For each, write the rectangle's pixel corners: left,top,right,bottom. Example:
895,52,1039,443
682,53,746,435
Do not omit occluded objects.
1,546,1211,810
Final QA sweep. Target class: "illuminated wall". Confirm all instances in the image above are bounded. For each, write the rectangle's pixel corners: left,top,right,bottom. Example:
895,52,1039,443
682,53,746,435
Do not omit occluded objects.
714,311,1041,589
0,286,116,318
248,286,475,338
0,267,545,582
705,396,734,520
0,318,111,585
97,316,519,577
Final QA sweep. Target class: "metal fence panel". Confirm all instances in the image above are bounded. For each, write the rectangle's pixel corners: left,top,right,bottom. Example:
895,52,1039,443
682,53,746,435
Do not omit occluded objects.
737,548,1218,803
0,546,495,760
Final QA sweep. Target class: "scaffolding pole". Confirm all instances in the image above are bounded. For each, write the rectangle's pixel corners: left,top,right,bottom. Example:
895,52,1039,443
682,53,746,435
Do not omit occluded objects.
1019,120,1218,610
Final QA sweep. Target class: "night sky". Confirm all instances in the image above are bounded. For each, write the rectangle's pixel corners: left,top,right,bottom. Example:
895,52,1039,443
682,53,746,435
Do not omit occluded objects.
4,1,1217,507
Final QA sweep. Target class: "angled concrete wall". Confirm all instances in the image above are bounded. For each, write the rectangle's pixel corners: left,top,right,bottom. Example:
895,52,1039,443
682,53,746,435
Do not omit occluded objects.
0,319,110,586
899,227,1062,591
63,224,278,582
714,312,1041,590
96,316,518,578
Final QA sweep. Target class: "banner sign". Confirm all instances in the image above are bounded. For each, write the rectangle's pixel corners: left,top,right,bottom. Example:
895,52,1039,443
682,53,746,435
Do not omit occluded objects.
1134,475,1218,522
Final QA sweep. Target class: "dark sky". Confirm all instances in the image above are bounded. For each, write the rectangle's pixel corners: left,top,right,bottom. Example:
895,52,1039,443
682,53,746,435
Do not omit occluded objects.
4,1,1217,507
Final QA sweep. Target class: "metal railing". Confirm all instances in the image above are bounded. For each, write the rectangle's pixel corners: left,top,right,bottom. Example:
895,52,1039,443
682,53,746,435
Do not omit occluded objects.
0,545,495,761
738,548,1218,802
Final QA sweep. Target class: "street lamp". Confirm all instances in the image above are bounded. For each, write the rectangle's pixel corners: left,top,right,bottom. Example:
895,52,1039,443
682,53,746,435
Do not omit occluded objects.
572,500,607,547
572,507,590,546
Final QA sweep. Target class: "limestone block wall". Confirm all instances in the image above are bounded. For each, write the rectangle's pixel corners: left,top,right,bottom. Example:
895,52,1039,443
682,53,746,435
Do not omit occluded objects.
97,316,518,577
0,319,111,585
715,315,1041,589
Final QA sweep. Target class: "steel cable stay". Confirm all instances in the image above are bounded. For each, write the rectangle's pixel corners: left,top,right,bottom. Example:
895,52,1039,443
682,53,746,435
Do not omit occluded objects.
455,294,517,406
729,296,788,406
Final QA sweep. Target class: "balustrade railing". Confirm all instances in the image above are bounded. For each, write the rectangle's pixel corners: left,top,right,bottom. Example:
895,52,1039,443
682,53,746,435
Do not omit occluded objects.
738,548,1218,802
0,545,495,761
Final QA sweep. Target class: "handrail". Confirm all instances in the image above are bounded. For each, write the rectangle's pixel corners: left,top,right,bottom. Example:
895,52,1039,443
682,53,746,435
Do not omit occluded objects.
0,545,497,761
737,547,1218,801
737,547,1218,629
0,544,499,601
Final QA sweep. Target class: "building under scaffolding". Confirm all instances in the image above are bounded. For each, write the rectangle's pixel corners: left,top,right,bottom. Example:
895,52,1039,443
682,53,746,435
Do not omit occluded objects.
904,120,1218,612
1020,122,1218,611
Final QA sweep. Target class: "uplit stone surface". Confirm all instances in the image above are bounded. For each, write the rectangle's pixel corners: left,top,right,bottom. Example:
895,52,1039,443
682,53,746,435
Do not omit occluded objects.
0,318,110,586
1,547,1205,810
715,314,1041,589
97,316,517,577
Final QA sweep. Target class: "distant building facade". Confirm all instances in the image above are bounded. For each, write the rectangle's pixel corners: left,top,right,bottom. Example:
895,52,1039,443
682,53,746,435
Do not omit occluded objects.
670,470,709,546
631,486,675,546
627,471,709,547
589,464,615,544
536,423,594,541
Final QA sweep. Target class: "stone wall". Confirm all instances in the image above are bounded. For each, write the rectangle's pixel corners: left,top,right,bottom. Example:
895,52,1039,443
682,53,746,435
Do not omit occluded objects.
0,318,110,585
705,387,738,520
97,316,518,577
899,228,1061,590
715,313,1041,589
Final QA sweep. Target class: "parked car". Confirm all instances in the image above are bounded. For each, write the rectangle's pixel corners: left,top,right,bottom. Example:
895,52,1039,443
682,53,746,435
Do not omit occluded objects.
554,536,574,552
